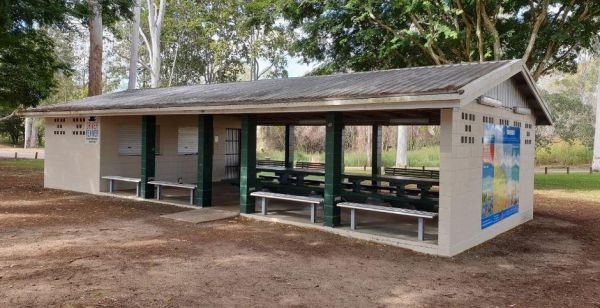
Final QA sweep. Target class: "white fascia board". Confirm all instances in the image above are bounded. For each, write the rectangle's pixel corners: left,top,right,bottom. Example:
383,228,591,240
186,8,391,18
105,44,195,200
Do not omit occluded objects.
21,94,461,117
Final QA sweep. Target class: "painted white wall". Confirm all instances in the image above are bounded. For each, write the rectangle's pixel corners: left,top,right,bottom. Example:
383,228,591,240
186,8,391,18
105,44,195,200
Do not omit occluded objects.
44,117,101,194
437,102,536,257
98,115,241,192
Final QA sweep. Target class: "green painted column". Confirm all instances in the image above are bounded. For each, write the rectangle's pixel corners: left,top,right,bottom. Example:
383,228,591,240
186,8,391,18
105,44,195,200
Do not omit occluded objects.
140,115,156,199
240,115,257,214
371,125,382,186
196,115,213,207
284,125,294,168
324,112,343,227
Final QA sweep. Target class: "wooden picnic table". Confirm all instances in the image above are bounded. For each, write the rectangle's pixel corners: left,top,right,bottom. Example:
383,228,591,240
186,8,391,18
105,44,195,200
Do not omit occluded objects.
258,166,438,198
344,173,439,199
257,166,324,186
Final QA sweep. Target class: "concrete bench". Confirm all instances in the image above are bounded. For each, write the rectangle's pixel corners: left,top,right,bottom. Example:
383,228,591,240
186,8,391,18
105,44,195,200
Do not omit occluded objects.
102,176,142,197
148,180,197,205
337,202,438,241
250,191,324,223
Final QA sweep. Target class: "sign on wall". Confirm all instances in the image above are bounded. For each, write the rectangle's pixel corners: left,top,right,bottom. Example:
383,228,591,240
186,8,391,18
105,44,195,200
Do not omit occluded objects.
481,124,520,229
85,116,100,144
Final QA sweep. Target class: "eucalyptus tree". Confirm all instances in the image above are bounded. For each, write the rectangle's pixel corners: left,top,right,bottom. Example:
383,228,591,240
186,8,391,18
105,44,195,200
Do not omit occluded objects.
282,0,600,165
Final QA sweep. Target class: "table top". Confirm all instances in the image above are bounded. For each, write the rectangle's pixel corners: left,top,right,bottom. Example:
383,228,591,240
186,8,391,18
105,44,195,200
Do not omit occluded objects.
256,166,325,175
257,166,438,185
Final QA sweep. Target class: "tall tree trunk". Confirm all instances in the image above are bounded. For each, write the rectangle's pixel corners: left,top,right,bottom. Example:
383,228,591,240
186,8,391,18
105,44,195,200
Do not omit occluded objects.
592,68,600,171
128,0,141,90
145,0,166,88
24,117,33,148
87,0,103,96
395,126,408,167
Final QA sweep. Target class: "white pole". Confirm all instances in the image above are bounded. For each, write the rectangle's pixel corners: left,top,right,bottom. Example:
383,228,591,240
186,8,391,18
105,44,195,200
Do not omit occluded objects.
396,126,408,167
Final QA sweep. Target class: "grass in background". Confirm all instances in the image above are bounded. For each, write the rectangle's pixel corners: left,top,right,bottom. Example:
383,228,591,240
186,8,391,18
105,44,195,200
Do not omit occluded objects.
535,172,600,202
535,140,592,166
257,145,440,168
0,159,44,169
534,173,600,191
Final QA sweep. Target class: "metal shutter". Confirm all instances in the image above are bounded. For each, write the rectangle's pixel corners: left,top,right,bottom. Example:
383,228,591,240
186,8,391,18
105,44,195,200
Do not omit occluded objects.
118,125,142,156
178,126,197,155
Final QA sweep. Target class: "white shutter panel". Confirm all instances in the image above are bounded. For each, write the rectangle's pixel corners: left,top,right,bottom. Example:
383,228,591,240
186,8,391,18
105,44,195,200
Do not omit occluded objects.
178,127,198,155
118,125,142,156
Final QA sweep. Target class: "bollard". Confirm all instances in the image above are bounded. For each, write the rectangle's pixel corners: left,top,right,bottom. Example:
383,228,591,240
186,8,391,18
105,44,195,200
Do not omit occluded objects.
566,166,570,174
422,166,425,171
35,152,38,160
14,152,17,159
545,167,548,175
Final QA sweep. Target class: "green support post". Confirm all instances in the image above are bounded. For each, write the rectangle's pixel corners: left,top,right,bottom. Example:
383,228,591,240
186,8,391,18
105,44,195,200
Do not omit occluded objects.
284,125,294,168
371,125,382,186
140,115,156,199
240,115,257,214
324,112,343,227
196,115,213,207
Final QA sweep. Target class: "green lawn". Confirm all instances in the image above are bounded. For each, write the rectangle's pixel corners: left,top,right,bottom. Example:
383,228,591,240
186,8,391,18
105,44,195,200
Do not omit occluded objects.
0,159,44,169
534,173,600,191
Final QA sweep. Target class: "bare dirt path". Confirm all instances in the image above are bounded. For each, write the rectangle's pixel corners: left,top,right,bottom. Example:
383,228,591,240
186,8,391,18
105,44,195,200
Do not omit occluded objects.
0,165,598,307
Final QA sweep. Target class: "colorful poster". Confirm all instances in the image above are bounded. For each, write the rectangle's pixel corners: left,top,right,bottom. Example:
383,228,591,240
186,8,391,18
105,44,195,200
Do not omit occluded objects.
481,124,520,229
85,116,100,144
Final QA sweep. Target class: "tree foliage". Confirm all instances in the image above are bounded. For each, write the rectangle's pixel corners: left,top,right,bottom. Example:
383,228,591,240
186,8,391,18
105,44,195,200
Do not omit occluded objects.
0,0,72,109
281,0,600,79
157,0,290,86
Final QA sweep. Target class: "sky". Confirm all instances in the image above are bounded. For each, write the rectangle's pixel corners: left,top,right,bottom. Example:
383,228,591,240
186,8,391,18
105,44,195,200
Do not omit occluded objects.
285,56,319,77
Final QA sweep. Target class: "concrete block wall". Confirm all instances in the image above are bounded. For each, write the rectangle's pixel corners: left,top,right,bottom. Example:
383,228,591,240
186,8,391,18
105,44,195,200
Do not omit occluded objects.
438,102,536,256
98,115,241,192
44,117,101,194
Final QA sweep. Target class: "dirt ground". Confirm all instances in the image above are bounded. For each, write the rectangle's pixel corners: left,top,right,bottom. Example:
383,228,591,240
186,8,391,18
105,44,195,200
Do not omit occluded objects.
0,165,599,307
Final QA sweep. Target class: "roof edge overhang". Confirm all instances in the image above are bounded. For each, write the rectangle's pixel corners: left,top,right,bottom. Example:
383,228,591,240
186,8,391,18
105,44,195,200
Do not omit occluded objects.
20,93,461,117
457,59,553,125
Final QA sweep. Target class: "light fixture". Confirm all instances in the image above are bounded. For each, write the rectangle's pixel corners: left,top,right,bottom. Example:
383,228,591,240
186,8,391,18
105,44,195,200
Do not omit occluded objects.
513,107,532,115
477,96,503,108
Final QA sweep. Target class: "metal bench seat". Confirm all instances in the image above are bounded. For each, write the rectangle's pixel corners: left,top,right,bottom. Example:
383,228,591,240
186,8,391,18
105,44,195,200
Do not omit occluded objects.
102,176,142,196
148,180,197,205
337,202,438,241
250,191,324,223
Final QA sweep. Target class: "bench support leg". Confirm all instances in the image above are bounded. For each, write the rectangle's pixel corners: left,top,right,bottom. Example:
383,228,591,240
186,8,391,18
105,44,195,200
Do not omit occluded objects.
261,197,268,215
350,208,356,230
310,204,316,223
135,183,140,197
418,217,425,241
156,186,161,201
190,189,195,205
108,180,114,193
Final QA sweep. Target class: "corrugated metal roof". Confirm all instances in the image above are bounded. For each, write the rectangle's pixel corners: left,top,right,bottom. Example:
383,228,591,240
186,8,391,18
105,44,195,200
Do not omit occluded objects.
31,60,515,113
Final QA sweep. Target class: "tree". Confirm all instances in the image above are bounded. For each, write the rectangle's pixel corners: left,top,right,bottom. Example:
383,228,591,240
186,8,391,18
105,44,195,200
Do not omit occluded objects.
70,0,133,95
283,0,600,79
282,0,600,165
140,0,166,88
592,70,600,170
128,0,141,90
156,0,289,86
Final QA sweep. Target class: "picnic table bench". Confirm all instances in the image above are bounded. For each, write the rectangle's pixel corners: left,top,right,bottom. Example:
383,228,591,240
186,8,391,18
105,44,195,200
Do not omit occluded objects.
148,180,197,205
295,161,325,170
337,202,438,241
257,159,285,167
102,176,142,197
250,191,324,223
384,167,439,179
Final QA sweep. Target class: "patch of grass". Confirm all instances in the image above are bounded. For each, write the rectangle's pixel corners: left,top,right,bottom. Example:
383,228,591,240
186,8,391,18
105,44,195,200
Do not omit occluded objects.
534,173,600,191
535,140,592,166
0,159,44,169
